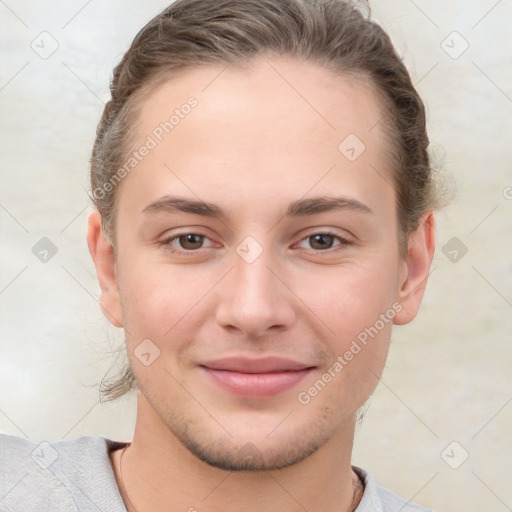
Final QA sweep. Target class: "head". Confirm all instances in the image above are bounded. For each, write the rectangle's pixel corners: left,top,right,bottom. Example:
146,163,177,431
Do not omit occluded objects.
88,0,442,471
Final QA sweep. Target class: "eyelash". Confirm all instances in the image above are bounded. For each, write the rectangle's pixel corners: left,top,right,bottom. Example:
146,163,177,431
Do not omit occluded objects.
159,231,351,255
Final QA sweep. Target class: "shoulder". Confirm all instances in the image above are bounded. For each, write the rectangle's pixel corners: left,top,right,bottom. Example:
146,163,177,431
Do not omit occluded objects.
353,466,432,512
0,432,127,511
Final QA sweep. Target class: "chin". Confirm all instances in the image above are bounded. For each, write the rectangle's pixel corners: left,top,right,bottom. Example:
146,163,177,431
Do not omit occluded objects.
176,430,325,472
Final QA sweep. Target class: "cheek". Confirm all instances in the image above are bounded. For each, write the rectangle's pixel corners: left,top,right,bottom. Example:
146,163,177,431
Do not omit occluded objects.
301,257,400,341
116,257,218,361
118,271,196,391
120,275,186,339
298,312,393,418
296,253,399,395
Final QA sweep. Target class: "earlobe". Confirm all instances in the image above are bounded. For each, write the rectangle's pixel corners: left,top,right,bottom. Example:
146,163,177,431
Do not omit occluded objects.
393,212,436,326
87,211,124,328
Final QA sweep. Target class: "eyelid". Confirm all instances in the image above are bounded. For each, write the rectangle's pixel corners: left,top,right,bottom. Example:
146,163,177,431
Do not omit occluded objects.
294,230,352,251
299,226,354,240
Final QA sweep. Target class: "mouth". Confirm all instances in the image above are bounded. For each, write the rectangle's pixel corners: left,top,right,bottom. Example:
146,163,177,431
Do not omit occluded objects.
199,356,316,399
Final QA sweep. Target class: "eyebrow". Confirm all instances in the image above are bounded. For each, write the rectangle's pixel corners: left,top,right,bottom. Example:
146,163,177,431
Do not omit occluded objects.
142,195,373,218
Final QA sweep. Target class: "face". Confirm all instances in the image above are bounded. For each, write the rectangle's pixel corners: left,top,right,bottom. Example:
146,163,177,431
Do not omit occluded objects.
90,56,432,471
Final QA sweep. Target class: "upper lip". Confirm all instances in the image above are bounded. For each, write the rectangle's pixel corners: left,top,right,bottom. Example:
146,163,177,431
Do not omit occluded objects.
200,356,313,374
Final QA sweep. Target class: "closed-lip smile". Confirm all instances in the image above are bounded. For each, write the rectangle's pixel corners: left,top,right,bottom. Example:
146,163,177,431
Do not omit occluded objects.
199,356,315,398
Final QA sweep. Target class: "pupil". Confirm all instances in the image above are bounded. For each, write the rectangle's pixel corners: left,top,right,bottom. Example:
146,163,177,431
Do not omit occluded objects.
181,234,203,249
312,234,332,249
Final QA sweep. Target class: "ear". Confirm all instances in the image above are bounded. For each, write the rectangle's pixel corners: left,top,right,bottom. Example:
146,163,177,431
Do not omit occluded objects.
87,210,124,328
393,211,436,325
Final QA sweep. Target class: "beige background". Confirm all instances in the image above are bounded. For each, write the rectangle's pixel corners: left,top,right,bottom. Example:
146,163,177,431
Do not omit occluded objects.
1,1,511,511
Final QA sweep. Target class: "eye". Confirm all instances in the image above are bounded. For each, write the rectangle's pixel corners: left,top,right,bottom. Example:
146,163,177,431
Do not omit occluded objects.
161,232,215,253
297,231,350,252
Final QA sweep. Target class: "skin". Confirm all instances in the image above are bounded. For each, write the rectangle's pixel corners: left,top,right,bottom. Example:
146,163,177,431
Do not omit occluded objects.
88,56,435,512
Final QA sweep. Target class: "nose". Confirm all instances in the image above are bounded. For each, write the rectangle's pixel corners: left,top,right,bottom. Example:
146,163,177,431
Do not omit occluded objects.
214,249,296,339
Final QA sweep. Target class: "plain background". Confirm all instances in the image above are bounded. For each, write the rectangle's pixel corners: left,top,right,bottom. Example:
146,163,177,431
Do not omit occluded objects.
1,1,511,510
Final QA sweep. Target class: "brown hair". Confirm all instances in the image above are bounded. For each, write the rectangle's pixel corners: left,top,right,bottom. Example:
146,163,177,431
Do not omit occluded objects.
91,0,448,402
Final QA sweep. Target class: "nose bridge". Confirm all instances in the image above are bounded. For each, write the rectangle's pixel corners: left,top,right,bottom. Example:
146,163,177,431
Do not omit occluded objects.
214,242,295,337
235,251,276,304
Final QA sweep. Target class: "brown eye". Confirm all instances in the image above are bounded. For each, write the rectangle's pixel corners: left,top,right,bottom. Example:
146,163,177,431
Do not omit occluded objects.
160,231,217,255
296,231,350,253
177,234,205,250
308,234,336,250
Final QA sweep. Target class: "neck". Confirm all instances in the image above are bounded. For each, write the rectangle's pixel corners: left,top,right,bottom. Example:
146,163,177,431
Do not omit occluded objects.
112,394,360,512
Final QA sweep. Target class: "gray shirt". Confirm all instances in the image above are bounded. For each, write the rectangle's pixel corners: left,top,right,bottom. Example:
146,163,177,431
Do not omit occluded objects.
0,433,431,511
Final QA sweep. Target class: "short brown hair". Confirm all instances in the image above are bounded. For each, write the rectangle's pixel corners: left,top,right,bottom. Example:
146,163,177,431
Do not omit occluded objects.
91,0,448,402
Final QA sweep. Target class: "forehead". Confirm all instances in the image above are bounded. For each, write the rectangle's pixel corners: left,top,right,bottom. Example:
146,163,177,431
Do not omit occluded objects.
119,57,395,218
135,56,387,141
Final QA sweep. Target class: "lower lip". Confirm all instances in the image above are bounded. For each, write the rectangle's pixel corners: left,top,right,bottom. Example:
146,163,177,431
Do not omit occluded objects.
200,367,314,399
